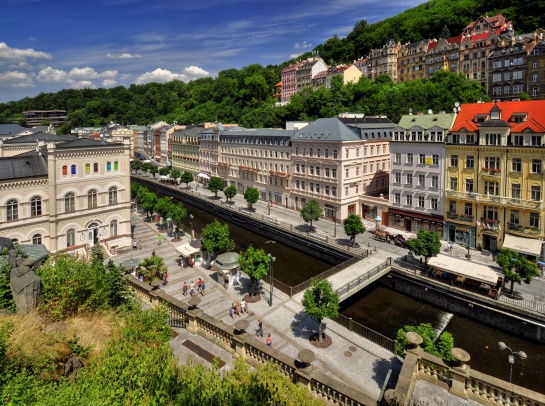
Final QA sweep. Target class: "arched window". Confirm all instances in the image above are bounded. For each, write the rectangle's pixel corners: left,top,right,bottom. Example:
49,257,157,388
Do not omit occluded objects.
30,196,42,217
71,164,77,175
32,234,42,244
85,163,91,174
62,165,68,176
114,161,119,171
106,161,112,172
67,228,75,247
7,199,18,221
93,163,99,173
65,193,75,212
88,189,98,209
108,186,118,205
110,220,118,236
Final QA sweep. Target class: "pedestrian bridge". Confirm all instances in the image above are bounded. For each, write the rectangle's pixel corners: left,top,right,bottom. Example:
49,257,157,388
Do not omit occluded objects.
332,257,392,302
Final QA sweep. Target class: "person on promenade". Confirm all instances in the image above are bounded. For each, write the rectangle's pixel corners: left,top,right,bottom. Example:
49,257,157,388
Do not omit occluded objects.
157,235,162,245
151,249,156,256
182,281,188,296
256,320,263,337
266,332,272,347
163,271,168,286
230,304,236,318
137,240,142,250
240,299,247,314
197,278,202,292
200,281,205,296
224,274,229,289
189,281,196,296
132,239,137,250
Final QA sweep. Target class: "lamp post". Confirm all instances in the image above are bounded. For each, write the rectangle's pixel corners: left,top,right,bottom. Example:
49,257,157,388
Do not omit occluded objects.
268,200,271,215
268,253,276,307
189,214,194,241
334,207,337,238
498,341,527,384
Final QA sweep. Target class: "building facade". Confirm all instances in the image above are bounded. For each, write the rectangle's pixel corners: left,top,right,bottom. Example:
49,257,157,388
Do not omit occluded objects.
0,133,132,255
367,39,401,82
446,100,545,259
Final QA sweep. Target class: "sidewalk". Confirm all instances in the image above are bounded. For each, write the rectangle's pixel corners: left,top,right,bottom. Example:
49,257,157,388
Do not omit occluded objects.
113,212,400,400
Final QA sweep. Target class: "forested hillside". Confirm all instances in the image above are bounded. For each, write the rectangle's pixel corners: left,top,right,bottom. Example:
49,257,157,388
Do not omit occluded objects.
1,0,541,129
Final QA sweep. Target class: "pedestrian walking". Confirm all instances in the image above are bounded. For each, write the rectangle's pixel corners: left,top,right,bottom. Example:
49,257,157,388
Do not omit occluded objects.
189,281,196,296
182,281,188,296
448,241,453,252
197,278,202,292
200,281,205,296
230,303,236,318
163,271,168,286
235,301,241,316
132,239,137,250
256,320,263,337
190,256,195,268
266,332,272,347
224,274,229,289
137,240,142,250
240,299,247,314
151,249,156,256
157,235,163,245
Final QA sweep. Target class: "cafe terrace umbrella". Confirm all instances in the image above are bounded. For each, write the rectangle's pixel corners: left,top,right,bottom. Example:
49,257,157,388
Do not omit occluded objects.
121,257,142,273
196,173,211,180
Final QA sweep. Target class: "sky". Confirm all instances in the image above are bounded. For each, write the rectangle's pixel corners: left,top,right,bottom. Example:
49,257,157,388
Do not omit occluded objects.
0,0,427,103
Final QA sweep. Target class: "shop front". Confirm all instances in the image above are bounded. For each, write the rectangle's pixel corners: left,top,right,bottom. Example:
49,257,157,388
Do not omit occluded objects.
389,209,443,236
363,203,377,220
444,223,476,248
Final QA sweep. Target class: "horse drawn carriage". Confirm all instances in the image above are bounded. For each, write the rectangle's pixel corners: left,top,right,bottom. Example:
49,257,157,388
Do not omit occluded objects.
370,228,408,248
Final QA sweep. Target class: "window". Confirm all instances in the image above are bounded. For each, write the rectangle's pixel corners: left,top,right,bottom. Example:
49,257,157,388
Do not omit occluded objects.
345,168,349,178
432,154,439,165
333,150,338,159
93,163,99,173
394,193,400,204
345,149,349,158
449,201,456,213
325,186,329,195
301,165,305,174
6,199,18,221
407,153,413,164
395,172,401,183
466,156,474,168
310,166,314,175
67,229,75,248
109,187,118,205
301,181,305,190
452,134,460,144
406,174,413,185
30,196,42,217
532,136,542,147
332,169,337,178
530,212,540,228
450,177,458,190
418,174,425,186
316,167,320,176
532,159,542,173
32,234,42,245
355,167,359,176
485,157,500,169
431,198,438,210
295,180,300,189
466,134,475,144
485,134,500,146
107,161,112,172
510,210,520,225
418,196,425,208
325,168,330,177
484,181,499,196
431,176,438,188
512,158,522,172
465,179,474,192
483,206,498,221
71,164,76,175
331,187,337,197
511,183,521,199
513,84,523,94
531,185,541,201
65,193,75,212
345,187,349,196
85,163,91,174
310,183,314,192
62,165,68,176
310,148,313,157
316,184,320,193
419,154,425,164
513,135,524,146
110,220,118,236
450,155,458,167
533,73,539,83
406,194,413,206
114,161,119,171
395,153,401,163
464,203,473,217
88,189,98,209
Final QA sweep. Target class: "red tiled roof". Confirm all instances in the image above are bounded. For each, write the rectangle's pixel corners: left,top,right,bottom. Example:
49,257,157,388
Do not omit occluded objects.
427,35,463,51
451,101,545,133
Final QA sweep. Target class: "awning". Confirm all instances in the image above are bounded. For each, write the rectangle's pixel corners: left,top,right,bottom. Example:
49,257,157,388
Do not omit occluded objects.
196,173,210,180
159,175,169,180
503,234,542,257
427,254,502,285
175,243,200,257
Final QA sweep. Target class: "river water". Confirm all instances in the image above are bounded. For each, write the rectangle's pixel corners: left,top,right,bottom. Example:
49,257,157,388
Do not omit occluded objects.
162,190,545,393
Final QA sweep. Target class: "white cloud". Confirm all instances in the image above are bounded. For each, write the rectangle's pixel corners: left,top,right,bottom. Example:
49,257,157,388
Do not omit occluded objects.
107,52,141,59
0,42,52,66
37,66,67,82
184,66,209,76
120,73,131,80
70,80,96,89
295,41,312,49
102,79,118,87
68,67,100,79
135,68,185,84
36,66,119,88
0,71,34,88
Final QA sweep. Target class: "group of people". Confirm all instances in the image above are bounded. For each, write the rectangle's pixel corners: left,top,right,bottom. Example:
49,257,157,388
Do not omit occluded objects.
182,278,205,297
254,320,272,346
229,299,248,317
132,239,142,250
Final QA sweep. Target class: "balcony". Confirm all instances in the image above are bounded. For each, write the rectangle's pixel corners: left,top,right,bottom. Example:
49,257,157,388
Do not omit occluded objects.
269,170,289,178
445,190,542,209
481,168,501,176
217,162,230,167
238,165,259,172
447,212,474,223
507,223,542,237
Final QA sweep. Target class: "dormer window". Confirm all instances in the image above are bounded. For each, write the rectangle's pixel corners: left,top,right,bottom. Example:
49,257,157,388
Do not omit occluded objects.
511,113,528,123
474,114,488,123
490,103,502,120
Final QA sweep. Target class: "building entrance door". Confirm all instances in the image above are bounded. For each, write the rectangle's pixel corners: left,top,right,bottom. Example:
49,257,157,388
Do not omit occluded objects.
405,219,412,232
87,223,99,247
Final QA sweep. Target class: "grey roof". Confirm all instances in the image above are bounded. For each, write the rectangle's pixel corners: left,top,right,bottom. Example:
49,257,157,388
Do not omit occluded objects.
338,116,394,126
3,132,77,144
17,244,49,263
172,126,206,137
0,152,48,180
0,124,25,136
293,118,360,141
56,138,123,148
480,119,510,127
221,128,296,138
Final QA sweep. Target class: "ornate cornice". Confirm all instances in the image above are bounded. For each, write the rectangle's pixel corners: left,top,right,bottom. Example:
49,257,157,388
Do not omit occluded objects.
0,178,48,190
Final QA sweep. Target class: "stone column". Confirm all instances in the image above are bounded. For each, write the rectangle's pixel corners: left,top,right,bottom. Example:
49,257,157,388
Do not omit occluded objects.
186,309,202,334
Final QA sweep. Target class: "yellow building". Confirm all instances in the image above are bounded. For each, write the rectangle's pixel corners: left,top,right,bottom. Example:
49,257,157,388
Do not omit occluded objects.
445,101,545,260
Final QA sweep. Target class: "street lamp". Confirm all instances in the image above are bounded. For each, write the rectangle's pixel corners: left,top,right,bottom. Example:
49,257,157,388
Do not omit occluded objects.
189,214,194,241
268,253,276,307
268,200,271,215
334,207,337,238
498,341,527,384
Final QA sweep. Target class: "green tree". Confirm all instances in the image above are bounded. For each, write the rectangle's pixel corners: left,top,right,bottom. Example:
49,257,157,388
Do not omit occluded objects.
134,185,149,213
149,165,158,179
238,245,270,296
302,279,340,343
406,229,441,264
139,255,168,282
208,176,226,198
180,171,194,188
170,168,181,184
396,323,454,361
244,186,259,210
154,196,174,230
169,203,188,239
201,219,235,255
141,191,158,219
223,185,237,202
130,159,142,174
0,254,15,311
343,214,366,245
496,248,541,294
141,162,151,175
158,167,170,176
300,200,322,231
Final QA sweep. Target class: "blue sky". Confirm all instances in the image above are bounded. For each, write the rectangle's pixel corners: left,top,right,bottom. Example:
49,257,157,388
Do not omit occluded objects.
0,0,426,103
